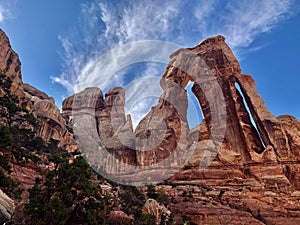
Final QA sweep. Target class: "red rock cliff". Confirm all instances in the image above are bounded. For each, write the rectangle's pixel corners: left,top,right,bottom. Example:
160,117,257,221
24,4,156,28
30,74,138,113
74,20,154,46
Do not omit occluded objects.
0,28,77,152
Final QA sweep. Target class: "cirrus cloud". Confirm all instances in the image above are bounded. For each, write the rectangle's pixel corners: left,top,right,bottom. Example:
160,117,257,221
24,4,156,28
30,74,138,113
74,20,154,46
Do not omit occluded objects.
53,0,296,127
0,1,17,23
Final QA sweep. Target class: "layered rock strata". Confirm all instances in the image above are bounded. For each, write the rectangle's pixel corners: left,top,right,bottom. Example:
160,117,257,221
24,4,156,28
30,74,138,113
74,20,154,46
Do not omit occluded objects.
0,28,77,151
166,36,300,225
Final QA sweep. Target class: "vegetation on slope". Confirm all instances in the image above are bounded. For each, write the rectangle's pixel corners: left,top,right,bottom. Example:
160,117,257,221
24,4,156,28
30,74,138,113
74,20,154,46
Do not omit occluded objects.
0,74,162,224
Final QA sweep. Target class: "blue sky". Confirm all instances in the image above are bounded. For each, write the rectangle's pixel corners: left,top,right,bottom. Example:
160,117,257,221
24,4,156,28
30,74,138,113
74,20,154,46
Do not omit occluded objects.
0,0,299,128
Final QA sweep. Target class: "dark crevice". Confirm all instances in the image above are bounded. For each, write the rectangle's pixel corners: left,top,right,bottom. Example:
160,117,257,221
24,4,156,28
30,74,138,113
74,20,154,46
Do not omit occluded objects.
192,82,209,126
235,82,266,149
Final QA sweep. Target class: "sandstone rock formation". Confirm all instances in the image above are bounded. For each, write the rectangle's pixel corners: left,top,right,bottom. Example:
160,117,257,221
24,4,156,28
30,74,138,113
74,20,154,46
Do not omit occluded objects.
134,77,190,168
0,28,77,151
62,83,191,184
0,189,14,224
142,198,171,224
170,201,265,225
24,83,77,151
0,29,24,99
277,115,300,159
164,36,300,224
163,35,276,165
148,35,298,166
62,87,136,176
108,210,134,224
23,83,55,104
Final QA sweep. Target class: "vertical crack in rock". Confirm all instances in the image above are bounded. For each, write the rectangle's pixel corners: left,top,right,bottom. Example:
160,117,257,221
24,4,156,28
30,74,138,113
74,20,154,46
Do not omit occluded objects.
235,82,267,150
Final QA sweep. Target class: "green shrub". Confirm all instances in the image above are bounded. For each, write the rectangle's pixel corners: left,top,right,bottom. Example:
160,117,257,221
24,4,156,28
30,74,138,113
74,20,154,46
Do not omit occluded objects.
24,156,107,224
147,185,157,199
29,154,41,163
0,154,12,173
135,211,156,225
0,170,23,201
0,125,13,148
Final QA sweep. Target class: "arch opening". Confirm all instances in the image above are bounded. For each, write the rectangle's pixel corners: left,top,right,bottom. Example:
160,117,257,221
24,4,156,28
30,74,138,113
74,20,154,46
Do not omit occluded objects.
186,81,203,129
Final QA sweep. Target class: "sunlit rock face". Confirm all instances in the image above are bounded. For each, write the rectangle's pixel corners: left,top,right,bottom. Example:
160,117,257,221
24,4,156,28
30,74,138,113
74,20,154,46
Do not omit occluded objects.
0,190,15,224
62,86,137,175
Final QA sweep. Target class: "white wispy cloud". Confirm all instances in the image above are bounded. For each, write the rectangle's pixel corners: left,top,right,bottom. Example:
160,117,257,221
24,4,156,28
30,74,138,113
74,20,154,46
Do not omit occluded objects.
0,1,17,23
0,6,4,22
0,4,8,22
55,0,181,94
216,0,294,49
124,70,163,128
194,0,217,33
99,1,180,44
54,0,295,127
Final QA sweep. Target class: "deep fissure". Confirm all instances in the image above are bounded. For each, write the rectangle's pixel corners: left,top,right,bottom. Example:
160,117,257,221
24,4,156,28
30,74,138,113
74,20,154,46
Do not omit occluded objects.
235,82,266,149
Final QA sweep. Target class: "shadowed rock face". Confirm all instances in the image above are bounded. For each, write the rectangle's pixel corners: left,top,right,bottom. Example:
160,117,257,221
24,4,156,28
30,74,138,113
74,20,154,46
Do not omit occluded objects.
162,36,285,165
134,80,189,168
0,29,24,99
23,83,77,151
0,28,77,152
23,84,55,104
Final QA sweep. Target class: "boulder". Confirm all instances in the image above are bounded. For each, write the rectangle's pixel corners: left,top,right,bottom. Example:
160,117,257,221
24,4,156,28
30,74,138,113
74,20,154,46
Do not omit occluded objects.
0,189,15,224
142,198,171,225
